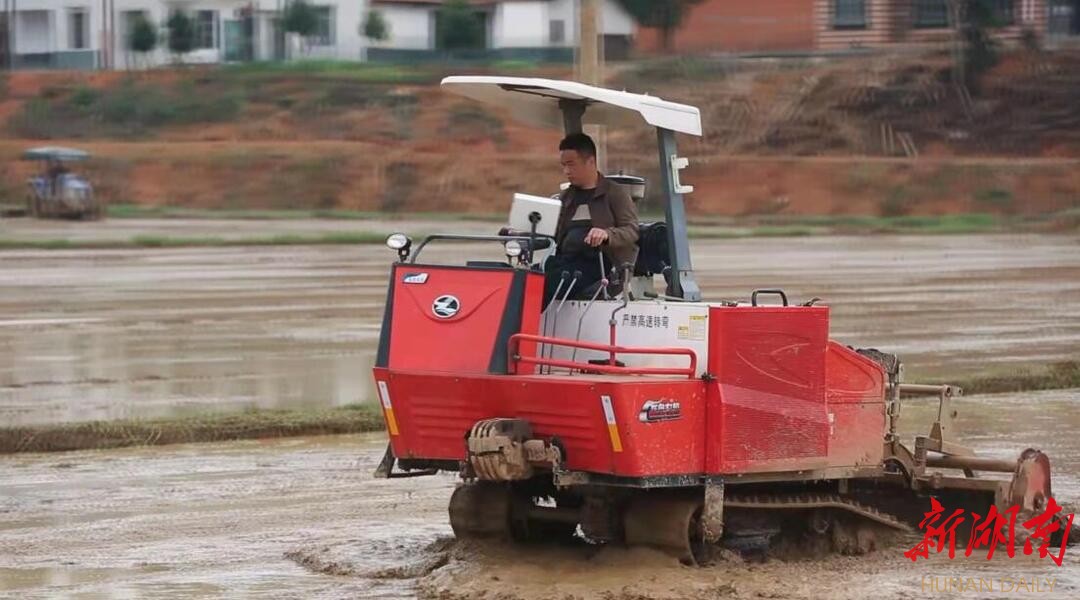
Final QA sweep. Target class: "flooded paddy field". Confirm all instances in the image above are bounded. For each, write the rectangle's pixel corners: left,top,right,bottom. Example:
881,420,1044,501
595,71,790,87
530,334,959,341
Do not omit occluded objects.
1,388,1078,599
1,229,1077,426
1,226,1078,598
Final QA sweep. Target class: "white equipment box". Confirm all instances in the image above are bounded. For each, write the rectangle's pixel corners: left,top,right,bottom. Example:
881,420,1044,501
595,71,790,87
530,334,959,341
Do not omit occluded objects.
537,300,710,377
509,193,562,237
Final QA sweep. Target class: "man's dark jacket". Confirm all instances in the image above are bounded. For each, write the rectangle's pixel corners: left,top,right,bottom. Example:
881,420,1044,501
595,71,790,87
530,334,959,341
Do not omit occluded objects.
554,175,639,270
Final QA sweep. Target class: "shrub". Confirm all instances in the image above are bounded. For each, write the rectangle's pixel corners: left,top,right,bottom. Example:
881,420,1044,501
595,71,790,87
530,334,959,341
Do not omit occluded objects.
362,10,390,43
167,11,196,58
973,188,1014,209
129,15,159,54
879,187,913,217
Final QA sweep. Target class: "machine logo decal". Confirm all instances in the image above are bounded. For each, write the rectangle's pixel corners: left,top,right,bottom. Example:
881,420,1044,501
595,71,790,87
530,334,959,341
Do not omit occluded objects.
403,272,429,284
432,295,461,318
638,399,682,423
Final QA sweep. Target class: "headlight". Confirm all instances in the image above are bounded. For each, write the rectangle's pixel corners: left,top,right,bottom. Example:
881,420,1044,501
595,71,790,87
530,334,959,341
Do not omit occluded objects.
385,233,411,251
504,240,523,258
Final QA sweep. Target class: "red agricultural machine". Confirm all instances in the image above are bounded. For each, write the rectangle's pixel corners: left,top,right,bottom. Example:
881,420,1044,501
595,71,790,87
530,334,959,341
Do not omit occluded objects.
371,77,1065,563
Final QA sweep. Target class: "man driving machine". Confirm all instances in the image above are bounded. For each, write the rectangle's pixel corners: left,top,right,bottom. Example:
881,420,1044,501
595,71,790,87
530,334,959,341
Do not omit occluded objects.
544,133,639,307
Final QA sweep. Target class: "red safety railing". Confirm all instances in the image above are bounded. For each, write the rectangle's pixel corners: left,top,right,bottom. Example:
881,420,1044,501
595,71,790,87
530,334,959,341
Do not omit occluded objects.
508,333,698,378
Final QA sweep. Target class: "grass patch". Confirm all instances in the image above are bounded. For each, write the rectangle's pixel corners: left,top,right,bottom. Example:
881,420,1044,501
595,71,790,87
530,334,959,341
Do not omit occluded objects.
947,361,1080,396
698,213,1007,235
973,188,1015,209
0,403,386,454
0,231,399,250
106,204,505,222
220,60,442,83
3,212,1070,253
689,225,819,239
878,213,1000,234
617,56,735,87
10,77,243,138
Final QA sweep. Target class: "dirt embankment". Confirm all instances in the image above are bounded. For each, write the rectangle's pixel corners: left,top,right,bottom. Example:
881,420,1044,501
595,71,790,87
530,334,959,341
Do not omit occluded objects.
1,53,1079,217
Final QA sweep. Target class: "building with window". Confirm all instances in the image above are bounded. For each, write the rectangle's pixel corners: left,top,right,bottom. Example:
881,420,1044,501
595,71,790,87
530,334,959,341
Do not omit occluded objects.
815,0,1053,49
2,0,365,69
2,0,637,69
633,0,1075,55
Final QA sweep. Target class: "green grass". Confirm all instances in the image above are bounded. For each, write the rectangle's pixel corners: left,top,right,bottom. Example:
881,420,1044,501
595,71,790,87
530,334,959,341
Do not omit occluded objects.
106,204,505,222
946,361,1080,396
690,213,1010,235
0,403,386,454
2,211,1074,252
689,225,820,239
10,78,244,139
0,231,400,250
219,60,443,83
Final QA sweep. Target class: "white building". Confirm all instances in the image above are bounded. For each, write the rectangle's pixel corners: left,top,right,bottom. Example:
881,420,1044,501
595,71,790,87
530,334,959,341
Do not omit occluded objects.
370,0,635,60
1,0,635,69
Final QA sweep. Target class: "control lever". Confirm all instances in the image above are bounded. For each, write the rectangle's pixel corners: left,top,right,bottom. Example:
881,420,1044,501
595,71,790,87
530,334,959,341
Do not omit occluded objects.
598,251,609,300
607,263,635,366
558,270,582,312
541,270,570,373
545,270,580,374
570,270,609,365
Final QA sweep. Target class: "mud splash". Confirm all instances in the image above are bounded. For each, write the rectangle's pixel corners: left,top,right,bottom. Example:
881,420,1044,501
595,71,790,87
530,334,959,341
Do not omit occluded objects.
412,539,1080,600
286,538,453,579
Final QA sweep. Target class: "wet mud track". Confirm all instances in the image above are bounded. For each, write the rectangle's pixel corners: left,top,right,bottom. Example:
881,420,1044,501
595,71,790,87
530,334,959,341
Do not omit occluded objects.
3,388,1079,598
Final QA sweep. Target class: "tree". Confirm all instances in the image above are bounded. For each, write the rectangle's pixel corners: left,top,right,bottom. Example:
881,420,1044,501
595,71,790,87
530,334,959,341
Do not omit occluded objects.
282,0,319,56
947,0,1003,97
362,9,390,43
616,0,703,52
436,0,485,50
166,11,196,61
283,0,319,37
127,15,158,69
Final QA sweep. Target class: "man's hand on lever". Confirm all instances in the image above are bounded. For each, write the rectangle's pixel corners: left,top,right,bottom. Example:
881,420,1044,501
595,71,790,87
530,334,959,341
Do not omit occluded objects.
584,227,609,247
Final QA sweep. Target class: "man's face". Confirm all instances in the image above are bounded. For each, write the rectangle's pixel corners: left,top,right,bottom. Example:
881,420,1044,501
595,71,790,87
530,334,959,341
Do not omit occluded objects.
560,149,595,187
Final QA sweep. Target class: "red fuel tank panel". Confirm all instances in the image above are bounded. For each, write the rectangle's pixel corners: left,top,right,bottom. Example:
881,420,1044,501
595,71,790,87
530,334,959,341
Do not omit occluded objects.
376,264,543,375
706,305,831,473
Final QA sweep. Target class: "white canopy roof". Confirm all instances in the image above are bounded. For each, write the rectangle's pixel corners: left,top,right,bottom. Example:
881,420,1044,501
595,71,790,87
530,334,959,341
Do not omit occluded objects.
440,76,702,137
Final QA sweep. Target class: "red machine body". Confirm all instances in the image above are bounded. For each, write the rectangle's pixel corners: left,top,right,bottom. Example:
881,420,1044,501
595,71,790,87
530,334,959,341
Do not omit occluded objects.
374,263,887,481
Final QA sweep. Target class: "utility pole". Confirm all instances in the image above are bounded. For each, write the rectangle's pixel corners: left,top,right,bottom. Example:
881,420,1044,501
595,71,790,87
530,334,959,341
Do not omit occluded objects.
577,0,606,170
578,0,600,85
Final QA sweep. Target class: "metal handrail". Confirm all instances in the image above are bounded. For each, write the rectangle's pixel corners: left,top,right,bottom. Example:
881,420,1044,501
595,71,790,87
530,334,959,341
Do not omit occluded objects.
508,333,698,378
410,233,557,264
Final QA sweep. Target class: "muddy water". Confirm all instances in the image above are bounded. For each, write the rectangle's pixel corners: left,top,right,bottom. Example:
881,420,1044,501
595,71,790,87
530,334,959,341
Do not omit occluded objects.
1,231,1077,427
1,389,1077,598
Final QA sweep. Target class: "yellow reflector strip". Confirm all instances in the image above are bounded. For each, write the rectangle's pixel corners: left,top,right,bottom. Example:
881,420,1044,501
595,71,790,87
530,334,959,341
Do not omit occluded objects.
600,395,623,453
377,381,400,436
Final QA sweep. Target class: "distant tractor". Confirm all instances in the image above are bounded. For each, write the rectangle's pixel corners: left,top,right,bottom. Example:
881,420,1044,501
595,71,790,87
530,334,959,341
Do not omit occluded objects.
24,146,102,220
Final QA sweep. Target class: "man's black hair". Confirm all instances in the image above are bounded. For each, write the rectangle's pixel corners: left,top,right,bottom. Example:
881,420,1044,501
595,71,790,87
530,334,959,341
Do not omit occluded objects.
559,132,596,159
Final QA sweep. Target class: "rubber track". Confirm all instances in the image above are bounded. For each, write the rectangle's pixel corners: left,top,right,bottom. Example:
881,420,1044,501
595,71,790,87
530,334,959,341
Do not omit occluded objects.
724,493,913,532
